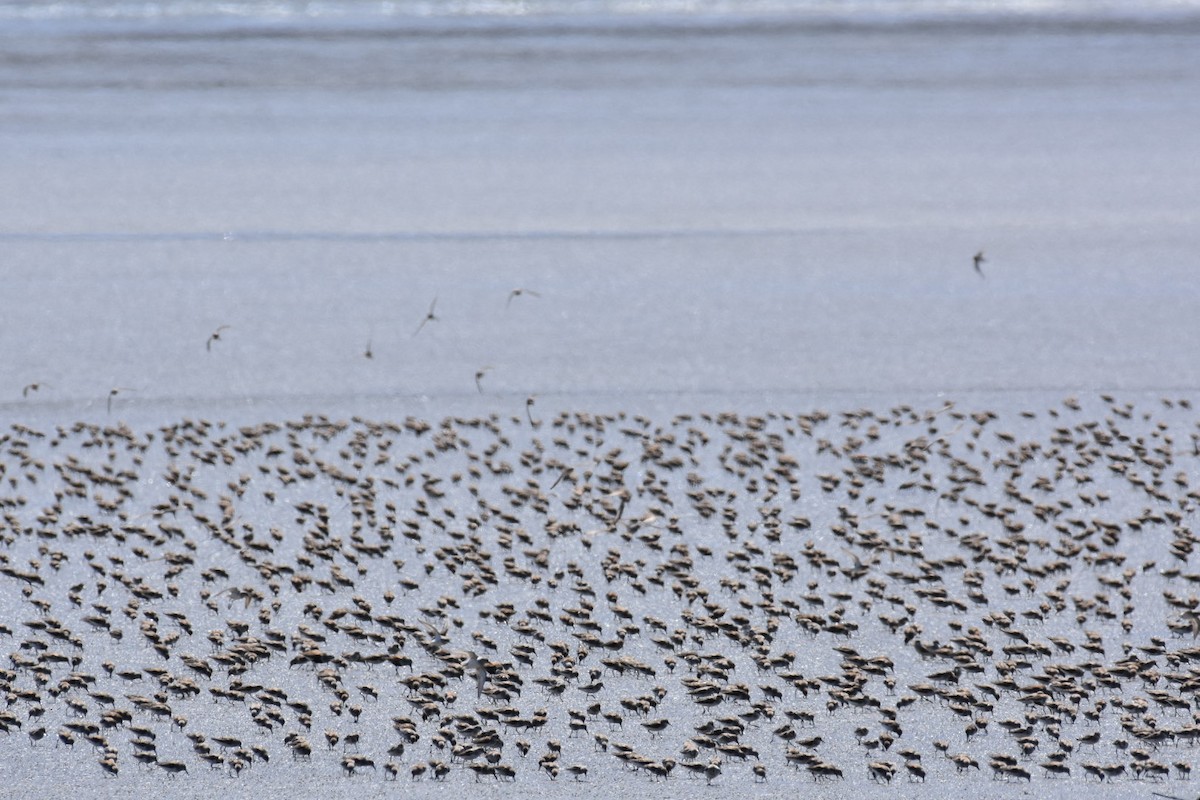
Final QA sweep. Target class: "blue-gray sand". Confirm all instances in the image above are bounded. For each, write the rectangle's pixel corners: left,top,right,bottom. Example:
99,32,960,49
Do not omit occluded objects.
2,1,1200,798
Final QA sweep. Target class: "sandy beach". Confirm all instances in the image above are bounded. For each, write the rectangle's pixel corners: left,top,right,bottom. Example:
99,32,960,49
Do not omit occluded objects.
3,3,1200,797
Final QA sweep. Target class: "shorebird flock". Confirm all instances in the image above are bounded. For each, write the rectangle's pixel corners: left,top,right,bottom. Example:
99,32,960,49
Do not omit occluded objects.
3,395,1200,792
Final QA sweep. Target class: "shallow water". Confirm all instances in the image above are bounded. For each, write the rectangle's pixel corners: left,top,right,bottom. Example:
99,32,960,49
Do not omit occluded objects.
3,5,1200,408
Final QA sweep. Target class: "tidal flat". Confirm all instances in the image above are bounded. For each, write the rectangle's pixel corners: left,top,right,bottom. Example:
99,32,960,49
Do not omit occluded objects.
3,395,1200,799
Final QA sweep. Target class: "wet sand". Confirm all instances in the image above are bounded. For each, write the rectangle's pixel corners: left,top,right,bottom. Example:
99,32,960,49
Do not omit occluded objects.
3,15,1200,406
3,395,1200,800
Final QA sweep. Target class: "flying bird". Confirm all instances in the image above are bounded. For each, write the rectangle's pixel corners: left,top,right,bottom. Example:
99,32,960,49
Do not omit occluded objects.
463,651,488,697
973,251,986,278
22,383,40,398
106,387,134,414
413,298,439,336
474,367,492,394
526,396,540,428
206,325,231,351
507,288,540,308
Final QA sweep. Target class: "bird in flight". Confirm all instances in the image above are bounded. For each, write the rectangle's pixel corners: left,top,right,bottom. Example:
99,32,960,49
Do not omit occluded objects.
413,298,438,336
107,387,133,414
475,367,492,394
22,383,40,398
363,325,376,359
526,396,540,428
206,325,231,352
549,465,573,490
506,288,540,308
973,251,986,278
463,651,488,697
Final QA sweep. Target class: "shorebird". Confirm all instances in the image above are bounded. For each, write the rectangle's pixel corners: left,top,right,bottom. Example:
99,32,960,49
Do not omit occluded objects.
506,288,540,308
463,651,488,697
475,367,492,394
206,324,230,351
973,251,986,277
21,382,40,398
413,297,438,336
5,398,1200,790
341,755,376,776
106,387,133,414
641,718,670,737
